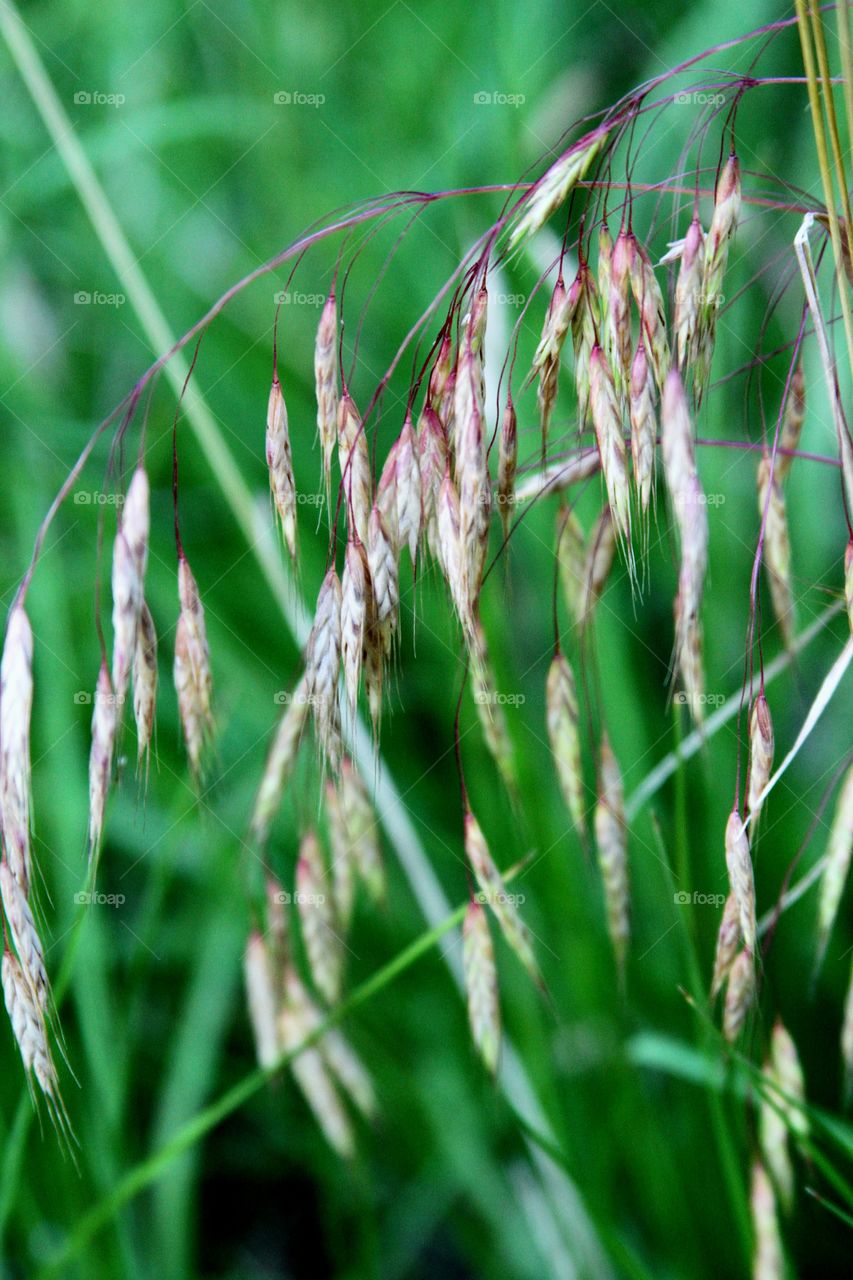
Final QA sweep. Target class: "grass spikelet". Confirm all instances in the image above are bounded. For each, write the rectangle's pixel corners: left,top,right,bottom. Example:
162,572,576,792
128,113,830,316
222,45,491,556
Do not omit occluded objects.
265,873,290,971
455,349,491,613
297,830,342,1005
581,505,616,628
842,955,853,1099
747,693,774,830
608,228,635,392
367,505,398,658
122,465,150,580
174,555,213,774
363,607,384,737
757,451,795,648
628,339,656,525
1,859,48,1010
110,528,142,710
673,215,705,374
845,539,853,636
376,439,399,548
556,505,586,627
724,808,756,955
132,600,157,773
266,373,298,561
468,620,516,794
437,469,471,631
395,414,421,564
428,333,453,415
750,1160,785,1280
497,396,518,542
597,223,613,321
337,391,372,544
723,947,755,1042
508,127,607,247
314,291,338,509
88,660,117,858
250,673,311,845
3,948,60,1106
417,406,447,561
306,568,342,769
814,763,853,975
589,344,632,549
340,757,384,904
341,537,372,715
325,778,355,930
0,603,34,892
594,733,629,977
710,892,741,999
463,898,501,1075
697,150,741,400
278,972,356,1159
244,931,280,1070
532,274,572,456
630,241,670,391
770,1019,808,1142
464,808,541,987
545,652,586,840
759,1078,794,1212
570,259,598,426
777,361,805,482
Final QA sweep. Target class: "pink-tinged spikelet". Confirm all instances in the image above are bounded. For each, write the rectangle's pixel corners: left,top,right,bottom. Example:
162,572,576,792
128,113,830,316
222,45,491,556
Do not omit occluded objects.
747,694,774,830
589,345,631,547
132,600,158,771
341,538,372,715
532,274,573,456
266,374,298,561
497,397,518,542
723,948,755,1042
545,653,586,840
629,339,656,522
314,291,338,508
594,734,629,977
395,414,422,565
174,555,213,775
0,858,48,1010
750,1161,785,1280
710,892,741,1000
463,899,501,1075
673,216,705,374
509,128,608,247
297,830,342,1005
306,568,342,769
88,660,117,858
464,809,540,987
3,948,59,1104
251,673,311,845
724,808,756,955
337,392,372,545
417,406,447,561
0,604,34,892
367,505,399,659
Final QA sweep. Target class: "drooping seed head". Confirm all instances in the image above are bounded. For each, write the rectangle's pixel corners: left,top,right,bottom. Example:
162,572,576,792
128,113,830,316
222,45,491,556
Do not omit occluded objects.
337,391,372,544
428,333,453,416
630,242,670,392
710,891,741,999
395,414,422,565
306,568,342,769
88,661,117,858
777,361,805,482
297,830,342,1006
629,339,656,520
314,291,339,507
770,1018,808,1142
244,930,280,1070
747,694,774,829
417,405,448,561
0,859,48,1010
608,228,636,390
545,653,586,840
367,505,399,658
464,808,540,987
532,275,572,455
437,470,470,631
589,345,631,546
3,949,58,1100
759,1073,794,1214
496,397,518,542
463,899,501,1075
724,808,756,955
266,374,298,561
251,672,311,845
750,1160,785,1280
581,505,616,628
570,260,598,426
673,216,705,373
132,599,158,772
122,466,150,581
723,947,755,1042
341,538,372,715
757,451,794,649
0,604,34,892
110,528,142,708
278,973,355,1160
594,733,629,977
174,556,213,774
340,757,384,903
509,128,607,247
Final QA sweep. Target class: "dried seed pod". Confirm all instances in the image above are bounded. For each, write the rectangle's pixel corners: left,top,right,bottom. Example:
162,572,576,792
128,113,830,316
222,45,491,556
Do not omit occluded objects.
463,899,501,1075
297,831,342,1005
532,275,572,455
468,621,516,794
629,339,656,520
0,604,34,892
815,764,853,973
279,971,355,1160
306,568,342,768
723,948,755,1042
132,600,157,772
417,406,447,561
3,949,58,1101
673,215,705,373
710,892,741,999
545,653,586,839
750,1161,785,1280
747,694,774,829
266,374,298,561
724,808,756,955
594,734,629,976
314,291,338,508
395,414,422,565
174,556,213,774
251,673,311,845
757,451,794,648
777,361,805,482
0,859,47,1009
589,345,631,546
464,809,540,987
110,528,141,710
337,391,372,544
244,931,280,1070
496,397,518,542
581,505,616,628
509,128,607,247
88,661,117,858
556,506,586,627
341,539,372,714
630,241,670,391
367,505,398,658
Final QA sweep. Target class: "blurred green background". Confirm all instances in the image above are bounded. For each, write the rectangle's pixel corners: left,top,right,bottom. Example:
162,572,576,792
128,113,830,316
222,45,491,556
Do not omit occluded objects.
0,0,851,1276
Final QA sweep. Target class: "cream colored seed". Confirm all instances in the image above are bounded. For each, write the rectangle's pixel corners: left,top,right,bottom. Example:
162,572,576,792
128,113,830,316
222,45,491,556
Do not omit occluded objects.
589,345,631,545
110,528,141,710
710,892,741,999
0,858,47,1009
88,661,117,858
3,950,58,1100
463,899,501,1076
723,948,755,1042
314,291,338,509
395,414,422,564
629,340,656,519
464,809,540,987
724,808,756,955
337,392,372,544
367,505,399,658
747,694,774,829
341,538,372,714
673,215,705,373
266,375,298,561
133,600,158,771
279,995,355,1160
750,1161,785,1280
594,734,629,976
244,931,280,1070
509,129,607,247
306,568,342,769
545,652,586,839
0,604,34,892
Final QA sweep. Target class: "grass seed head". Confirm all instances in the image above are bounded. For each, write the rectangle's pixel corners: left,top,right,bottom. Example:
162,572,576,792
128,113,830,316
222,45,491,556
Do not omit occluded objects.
341,538,372,715
251,672,311,845
314,291,339,507
367,505,399,659
0,604,34,892
750,1160,785,1280
629,339,656,520
3,948,58,1101
710,891,741,999
723,947,755,1042
463,898,501,1075
594,733,629,976
297,830,342,1005
337,392,372,544
757,452,794,648
630,241,670,390
395,414,422,564
673,215,705,373
777,361,805,482
770,1018,808,1141
464,809,540,987
724,808,756,955
307,568,343,769
88,661,117,856
417,406,447,561
174,556,213,774
509,129,606,247
122,466,150,580
132,600,158,771
545,652,586,839
0,858,48,1010
244,931,280,1070
497,397,518,542
589,345,631,547
110,528,141,709
747,694,774,829
266,374,298,561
